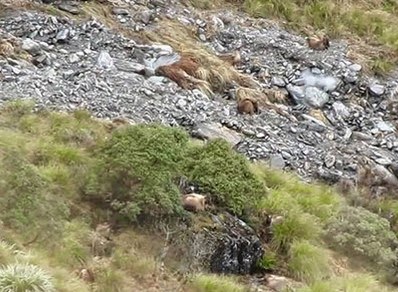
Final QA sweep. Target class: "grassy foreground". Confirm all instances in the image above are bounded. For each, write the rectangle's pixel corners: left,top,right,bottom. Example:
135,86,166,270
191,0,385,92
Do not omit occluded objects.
0,100,396,291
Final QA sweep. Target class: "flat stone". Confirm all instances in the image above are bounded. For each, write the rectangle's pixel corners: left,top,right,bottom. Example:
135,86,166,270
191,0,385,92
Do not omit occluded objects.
58,3,80,15
192,122,242,146
349,63,362,72
114,60,145,74
376,121,395,132
21,38,41,56
368,83,385,96
112,8,129,15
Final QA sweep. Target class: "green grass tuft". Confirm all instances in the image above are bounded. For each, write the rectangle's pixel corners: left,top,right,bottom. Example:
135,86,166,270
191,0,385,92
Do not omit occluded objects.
288,240,331,283
190,274,249,292
0,263,55,292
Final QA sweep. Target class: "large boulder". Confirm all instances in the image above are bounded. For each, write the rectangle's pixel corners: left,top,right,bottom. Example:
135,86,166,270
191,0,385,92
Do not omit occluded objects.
169,212,264,275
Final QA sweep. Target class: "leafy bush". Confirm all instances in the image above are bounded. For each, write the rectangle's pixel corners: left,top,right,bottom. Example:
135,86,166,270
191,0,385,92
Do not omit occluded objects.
288,240,331,283
184,139,266,215
0,263,55,292
325,206,398,268
85,124,189,222
0,153,69,238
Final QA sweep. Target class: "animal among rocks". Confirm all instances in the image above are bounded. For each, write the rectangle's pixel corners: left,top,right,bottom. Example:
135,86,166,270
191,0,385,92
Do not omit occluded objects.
306,33,330,50
237,98,259,115
235,87,259,115
155,54,201,90
76,268,95,283
182,193,206,212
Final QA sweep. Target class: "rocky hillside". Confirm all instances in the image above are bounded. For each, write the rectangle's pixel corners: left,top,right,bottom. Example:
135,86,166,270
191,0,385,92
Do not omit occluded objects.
0,0,398,291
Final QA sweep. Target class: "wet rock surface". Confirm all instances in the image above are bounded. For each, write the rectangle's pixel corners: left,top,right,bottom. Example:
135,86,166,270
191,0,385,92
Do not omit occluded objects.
0,0,397,186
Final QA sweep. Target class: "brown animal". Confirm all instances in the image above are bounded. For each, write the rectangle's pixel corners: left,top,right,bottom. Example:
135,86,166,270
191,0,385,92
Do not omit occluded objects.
76,268,95,283
95,222,112,239
155,54,202,90
306,34,330,50
357,157,398,198
234,87,297,121
335,177,356,196
237,98,259,115
182,193,206,212
218,50,241,67
155,65,194,90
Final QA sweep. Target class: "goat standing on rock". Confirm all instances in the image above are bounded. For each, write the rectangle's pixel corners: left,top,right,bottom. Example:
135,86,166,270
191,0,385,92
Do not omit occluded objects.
182,193,206,213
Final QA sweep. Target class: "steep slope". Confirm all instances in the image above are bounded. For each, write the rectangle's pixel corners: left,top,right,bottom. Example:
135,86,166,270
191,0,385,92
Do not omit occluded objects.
0,0,398,291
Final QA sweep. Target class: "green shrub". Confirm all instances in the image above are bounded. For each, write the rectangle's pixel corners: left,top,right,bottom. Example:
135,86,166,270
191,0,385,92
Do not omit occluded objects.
0,153,69,238
0,263,55,292
325,206,398,268
184,139,266,216
288,240,331,283
85,124,189,222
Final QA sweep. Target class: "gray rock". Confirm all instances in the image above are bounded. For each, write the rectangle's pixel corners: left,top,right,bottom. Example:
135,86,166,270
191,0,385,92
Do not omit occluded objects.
173,212,264,275
324,154,336,168
97,51,114,69
332,101,350,120
349,63,362,72
56,29,70,42
139,10,152,24
304,86,329,108
271,76,286,87
58,3,80,15
269,154,285,169
114,60,145,73
199,34,206,42
286,84,305,104
368,83,385,96
376,121,395,132
192,122,242,146
147,76,167,84
112,8,129,16
21,38,41,56
68,53,80,64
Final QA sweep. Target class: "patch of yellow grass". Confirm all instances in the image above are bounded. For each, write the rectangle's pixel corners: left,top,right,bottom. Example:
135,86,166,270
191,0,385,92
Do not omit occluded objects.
143,19,260,96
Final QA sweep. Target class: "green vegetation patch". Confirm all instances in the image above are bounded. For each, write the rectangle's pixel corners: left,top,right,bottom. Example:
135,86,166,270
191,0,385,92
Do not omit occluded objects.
325,205,398,273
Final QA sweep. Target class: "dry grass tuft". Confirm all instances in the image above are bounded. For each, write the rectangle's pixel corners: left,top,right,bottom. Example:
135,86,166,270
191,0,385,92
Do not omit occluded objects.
235,87,296,120
143,19,261,96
